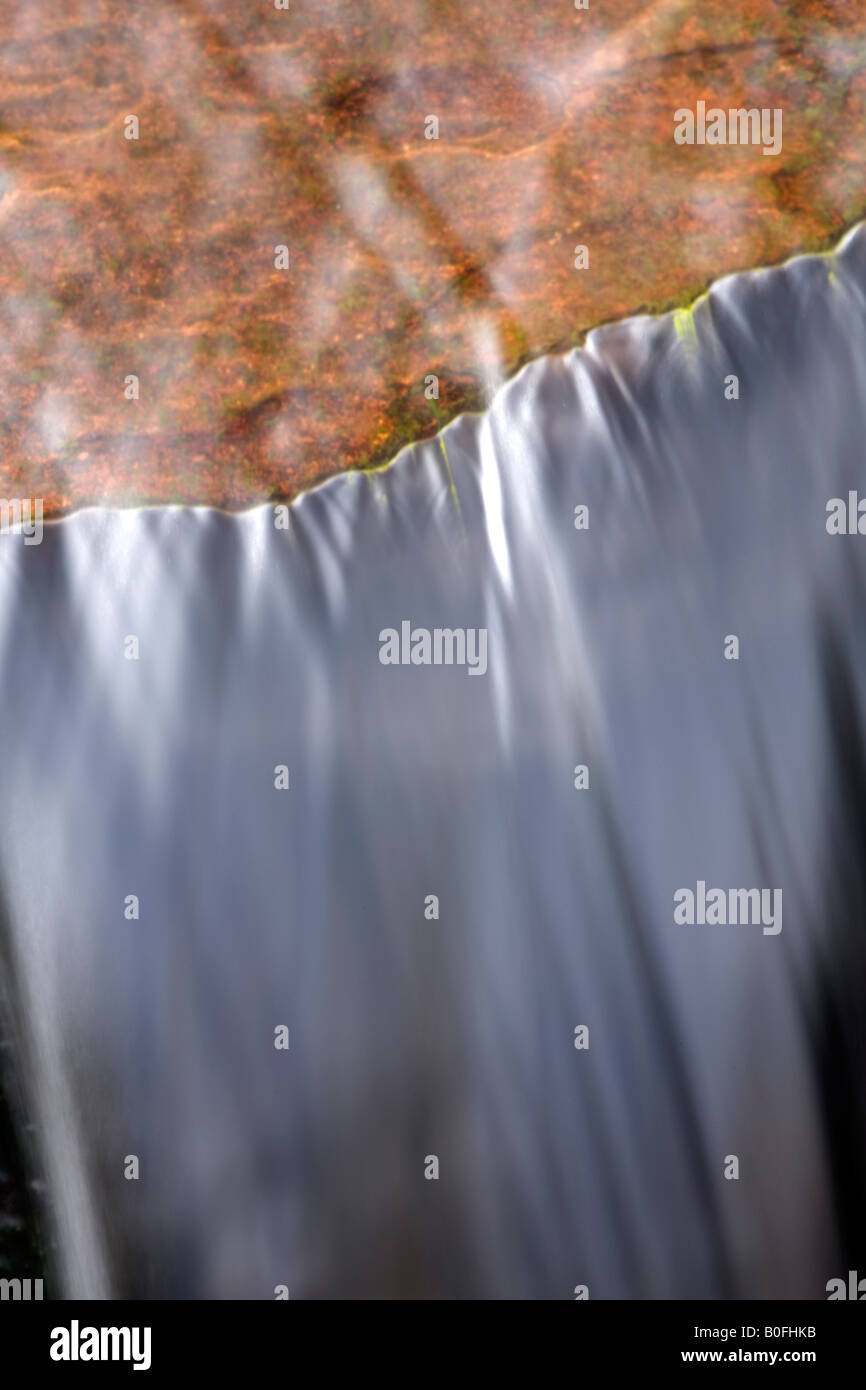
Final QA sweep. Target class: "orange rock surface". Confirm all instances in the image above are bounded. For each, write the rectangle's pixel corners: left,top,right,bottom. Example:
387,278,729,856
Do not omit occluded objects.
0,0,864,514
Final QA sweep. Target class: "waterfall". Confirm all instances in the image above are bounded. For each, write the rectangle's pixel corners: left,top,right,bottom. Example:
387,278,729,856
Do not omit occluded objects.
2,225,866,1298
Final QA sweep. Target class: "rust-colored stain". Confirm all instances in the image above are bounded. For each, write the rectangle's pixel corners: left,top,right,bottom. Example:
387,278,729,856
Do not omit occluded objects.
1,0,865,515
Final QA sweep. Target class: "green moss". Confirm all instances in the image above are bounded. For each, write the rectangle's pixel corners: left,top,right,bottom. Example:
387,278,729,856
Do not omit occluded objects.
340,283,370,314
438,434,464,526
673,305,700,358
241,320,284,356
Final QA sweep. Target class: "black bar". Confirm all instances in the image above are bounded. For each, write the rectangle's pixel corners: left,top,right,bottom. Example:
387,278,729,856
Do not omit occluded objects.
1,1299,861,1377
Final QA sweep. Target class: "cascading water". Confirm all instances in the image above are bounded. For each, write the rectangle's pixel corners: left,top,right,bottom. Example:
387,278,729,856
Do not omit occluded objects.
2,226,866,1299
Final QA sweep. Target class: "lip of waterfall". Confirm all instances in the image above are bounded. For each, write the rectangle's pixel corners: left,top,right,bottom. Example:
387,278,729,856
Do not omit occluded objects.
2,222,866,1298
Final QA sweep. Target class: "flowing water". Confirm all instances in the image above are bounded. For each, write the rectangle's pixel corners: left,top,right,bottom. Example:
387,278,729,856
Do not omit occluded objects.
2,226,866,1298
